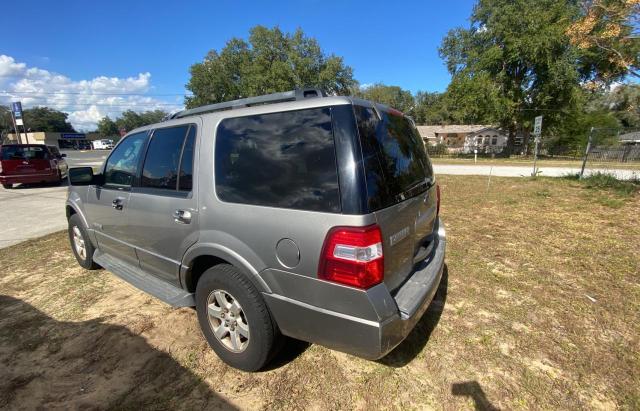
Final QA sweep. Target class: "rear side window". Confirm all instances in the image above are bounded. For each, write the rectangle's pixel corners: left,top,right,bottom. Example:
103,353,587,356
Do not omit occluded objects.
355,105,434,211
141,124,196,192
1,145,47,160
215,107,340,212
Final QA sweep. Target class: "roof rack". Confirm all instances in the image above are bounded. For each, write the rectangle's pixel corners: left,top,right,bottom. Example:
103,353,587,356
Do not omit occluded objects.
170,88,327,119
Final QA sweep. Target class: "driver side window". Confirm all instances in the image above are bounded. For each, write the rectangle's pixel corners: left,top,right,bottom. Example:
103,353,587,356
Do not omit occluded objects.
104,132,147,188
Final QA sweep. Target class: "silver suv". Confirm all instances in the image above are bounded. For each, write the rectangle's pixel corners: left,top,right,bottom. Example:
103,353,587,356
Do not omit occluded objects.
66,89,446,371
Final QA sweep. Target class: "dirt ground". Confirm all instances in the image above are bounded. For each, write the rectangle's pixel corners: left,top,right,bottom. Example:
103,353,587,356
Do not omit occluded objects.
0,175,638,410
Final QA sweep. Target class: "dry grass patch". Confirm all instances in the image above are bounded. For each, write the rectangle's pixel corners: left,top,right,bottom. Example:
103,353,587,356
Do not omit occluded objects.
0,175,638,410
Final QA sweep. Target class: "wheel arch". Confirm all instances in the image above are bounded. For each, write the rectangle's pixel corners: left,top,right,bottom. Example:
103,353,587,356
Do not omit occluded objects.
180,244,271,295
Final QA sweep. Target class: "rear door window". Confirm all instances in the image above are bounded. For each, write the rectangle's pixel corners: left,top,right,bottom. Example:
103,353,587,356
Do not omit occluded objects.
355,105,434,211
215,107,340,212
141,125,190,190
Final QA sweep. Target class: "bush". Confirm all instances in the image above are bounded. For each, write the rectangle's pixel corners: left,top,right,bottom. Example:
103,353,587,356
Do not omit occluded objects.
565,172,640,196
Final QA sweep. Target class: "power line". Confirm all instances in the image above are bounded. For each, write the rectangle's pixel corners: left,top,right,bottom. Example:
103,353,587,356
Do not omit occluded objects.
0,90,191,97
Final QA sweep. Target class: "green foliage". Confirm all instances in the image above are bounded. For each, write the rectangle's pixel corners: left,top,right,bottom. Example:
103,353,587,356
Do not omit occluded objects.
97,116,119,137
565,171,640,197
185,26,356,108
112,110,167,133
355,84,415,114
594,83,640,128
22,107,75,132
413,92,451,125
439,0,583,149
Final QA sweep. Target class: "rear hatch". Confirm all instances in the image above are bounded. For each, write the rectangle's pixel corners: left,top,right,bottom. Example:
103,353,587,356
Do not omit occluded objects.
354,104,437,292
0,145,53,176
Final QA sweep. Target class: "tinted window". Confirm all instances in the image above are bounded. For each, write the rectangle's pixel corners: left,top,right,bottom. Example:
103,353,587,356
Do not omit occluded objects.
141,126,189,190
215,107,340,212
1,145,47,160
355,105,434,211
179,126,196,192
104,132,147,187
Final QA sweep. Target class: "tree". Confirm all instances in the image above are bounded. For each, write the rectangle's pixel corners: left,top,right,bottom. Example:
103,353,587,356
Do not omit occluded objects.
97,116,118,137
567,0,640,84
413,91,451,125
186,26,356,108
439,0,584,154
597,83,640,128
112,110,167,133
355,84,415,115
21,107,75,132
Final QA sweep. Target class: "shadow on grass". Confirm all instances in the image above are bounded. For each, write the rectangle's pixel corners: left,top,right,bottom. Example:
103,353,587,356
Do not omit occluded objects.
452,381,500,411
378,265,449,367
0,295,236,410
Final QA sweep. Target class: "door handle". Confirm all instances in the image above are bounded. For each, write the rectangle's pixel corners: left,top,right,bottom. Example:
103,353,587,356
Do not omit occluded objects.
112,198,124,210
173,209,192,224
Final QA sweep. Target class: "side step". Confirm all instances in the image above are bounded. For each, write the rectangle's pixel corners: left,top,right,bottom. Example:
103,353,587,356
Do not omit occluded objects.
94,251,195,307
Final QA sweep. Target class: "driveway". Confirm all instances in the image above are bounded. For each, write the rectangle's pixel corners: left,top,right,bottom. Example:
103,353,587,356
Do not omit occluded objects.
0,183,68,248
0,150,108,249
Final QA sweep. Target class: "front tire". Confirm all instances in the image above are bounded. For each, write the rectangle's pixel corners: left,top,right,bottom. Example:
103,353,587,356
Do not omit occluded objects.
68,214,100,270
196,264,282,371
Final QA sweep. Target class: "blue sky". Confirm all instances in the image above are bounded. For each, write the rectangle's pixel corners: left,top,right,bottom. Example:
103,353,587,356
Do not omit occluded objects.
0,0,476,129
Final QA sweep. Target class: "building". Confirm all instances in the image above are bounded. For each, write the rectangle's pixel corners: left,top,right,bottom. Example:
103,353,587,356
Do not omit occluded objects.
417,124,524,154
5,131,101,149
462,127,509,154
619,131,640,145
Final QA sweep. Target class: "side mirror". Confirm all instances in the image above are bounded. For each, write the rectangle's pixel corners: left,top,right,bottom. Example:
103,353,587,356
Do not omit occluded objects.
69,167,100,186
61,153,67,158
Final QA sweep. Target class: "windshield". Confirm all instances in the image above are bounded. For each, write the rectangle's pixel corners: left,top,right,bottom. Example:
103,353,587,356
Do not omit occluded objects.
354,105,434,211
0,145,48,161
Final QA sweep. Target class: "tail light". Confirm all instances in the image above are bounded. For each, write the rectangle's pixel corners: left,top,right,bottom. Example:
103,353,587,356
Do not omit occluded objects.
318,224,384,289
436,184,441,216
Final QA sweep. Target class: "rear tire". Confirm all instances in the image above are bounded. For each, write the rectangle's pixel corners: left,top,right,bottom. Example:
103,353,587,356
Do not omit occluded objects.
2,184,11,189
68,214,100,270
196,264,282,371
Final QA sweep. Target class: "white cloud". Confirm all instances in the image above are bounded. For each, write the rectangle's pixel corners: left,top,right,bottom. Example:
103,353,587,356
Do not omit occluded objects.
0,54,184,131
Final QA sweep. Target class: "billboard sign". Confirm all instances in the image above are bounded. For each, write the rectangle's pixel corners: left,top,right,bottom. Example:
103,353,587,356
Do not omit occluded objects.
11,102,23,119
60,133,87,139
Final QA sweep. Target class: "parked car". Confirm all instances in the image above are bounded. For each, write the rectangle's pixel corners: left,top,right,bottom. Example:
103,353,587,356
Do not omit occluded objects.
0,144,68,189
66,89,446,371
92,139,114,150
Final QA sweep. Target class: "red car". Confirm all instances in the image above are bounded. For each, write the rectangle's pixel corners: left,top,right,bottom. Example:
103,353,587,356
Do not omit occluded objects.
0,144,68,189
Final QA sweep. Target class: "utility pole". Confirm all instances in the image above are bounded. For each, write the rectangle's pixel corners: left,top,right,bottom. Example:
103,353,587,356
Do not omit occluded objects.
579,127,594,180
531,116,543,177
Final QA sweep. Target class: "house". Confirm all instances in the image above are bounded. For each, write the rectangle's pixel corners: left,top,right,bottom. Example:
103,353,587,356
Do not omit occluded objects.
416,124,524,154
619,131,640,145
462,127,509,154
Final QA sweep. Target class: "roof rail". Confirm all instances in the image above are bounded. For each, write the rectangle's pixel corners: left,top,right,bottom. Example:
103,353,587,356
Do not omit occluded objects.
171,88,327,119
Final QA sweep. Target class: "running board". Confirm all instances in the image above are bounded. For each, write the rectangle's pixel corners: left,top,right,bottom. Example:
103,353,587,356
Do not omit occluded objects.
94,251,195,307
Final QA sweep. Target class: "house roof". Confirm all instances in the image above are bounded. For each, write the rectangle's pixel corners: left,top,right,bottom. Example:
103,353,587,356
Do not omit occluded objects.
619,131,640,142
416,125,494,139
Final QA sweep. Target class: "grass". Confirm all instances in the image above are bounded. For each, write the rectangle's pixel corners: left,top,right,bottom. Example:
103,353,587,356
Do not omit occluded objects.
0,175,639,409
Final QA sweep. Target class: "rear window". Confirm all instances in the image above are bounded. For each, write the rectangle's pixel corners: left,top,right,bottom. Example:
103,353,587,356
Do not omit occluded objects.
354,105,434,211
215,107,340,212
0,145,48,160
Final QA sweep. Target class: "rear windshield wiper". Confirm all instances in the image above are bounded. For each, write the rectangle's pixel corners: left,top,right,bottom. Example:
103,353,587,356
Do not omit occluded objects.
396,179,432,202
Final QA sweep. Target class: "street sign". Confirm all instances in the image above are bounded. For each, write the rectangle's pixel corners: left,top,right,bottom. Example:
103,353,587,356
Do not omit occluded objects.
533,115,543,136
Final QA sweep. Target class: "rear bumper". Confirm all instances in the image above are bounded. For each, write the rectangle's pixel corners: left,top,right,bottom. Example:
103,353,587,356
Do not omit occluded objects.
264,218,446,360
0,171,59,184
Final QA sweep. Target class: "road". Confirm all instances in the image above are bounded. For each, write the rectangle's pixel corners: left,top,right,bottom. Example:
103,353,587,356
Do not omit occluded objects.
433,164,640,180
0,150,108,249
1,150,637,249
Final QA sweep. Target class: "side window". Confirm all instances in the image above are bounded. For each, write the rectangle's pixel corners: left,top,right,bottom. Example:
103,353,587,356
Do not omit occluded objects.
104,132,147,187
179,126,196,192
141,125,189,190
215,107,340,212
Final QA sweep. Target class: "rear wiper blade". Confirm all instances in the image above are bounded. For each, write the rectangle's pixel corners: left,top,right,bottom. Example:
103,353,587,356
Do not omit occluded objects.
396,179,431,201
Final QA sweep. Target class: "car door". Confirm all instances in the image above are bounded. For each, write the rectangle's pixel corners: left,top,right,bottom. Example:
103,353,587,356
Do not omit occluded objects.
126,122,199,286
83,131,148,266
